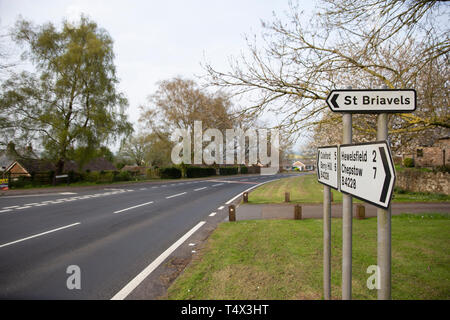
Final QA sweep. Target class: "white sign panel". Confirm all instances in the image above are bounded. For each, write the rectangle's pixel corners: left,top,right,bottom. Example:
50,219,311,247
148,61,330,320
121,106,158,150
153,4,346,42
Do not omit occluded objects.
340,141,396,209
317,146,339,190
326,89,416,113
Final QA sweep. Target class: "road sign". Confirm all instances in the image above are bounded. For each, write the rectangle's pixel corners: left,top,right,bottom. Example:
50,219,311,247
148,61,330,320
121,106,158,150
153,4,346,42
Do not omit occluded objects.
340,141,395,209
326,89,416,113
317,146,339,189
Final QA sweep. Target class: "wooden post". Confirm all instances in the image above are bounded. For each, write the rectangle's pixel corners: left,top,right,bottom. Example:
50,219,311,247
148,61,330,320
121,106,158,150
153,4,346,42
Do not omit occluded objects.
356,204,365,220
294,204,302,220
229,205,236,222
285,192,290,203
243,192,248,203
330,191,334,203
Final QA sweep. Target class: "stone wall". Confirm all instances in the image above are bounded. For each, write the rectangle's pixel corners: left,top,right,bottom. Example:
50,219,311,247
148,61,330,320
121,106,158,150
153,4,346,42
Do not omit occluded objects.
396,169,449,195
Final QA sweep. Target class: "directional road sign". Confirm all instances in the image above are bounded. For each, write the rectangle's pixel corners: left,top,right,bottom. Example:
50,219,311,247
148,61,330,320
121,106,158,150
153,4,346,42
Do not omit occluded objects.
326,89,416,113
317,146,339,189
339,141,396,209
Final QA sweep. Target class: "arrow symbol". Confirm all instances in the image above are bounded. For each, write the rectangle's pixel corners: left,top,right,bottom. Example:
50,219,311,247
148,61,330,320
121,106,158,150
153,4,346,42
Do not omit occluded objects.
330,93,339,109
379,146,391,203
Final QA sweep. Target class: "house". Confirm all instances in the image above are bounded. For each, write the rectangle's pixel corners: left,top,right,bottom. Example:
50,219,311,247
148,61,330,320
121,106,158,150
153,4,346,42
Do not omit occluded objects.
5,158,56,178
5,157,116,178
292,161,306,171
0,143,39,174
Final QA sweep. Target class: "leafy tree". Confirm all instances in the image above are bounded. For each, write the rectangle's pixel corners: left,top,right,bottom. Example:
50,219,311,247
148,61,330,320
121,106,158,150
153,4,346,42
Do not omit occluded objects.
0,16,132,173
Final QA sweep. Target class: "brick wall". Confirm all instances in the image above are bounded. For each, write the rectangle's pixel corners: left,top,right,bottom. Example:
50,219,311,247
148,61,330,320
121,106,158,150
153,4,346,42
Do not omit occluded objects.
396,170,449,195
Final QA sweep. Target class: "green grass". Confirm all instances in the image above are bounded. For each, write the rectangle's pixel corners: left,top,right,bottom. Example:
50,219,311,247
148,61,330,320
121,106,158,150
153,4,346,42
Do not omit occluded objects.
247,174,450,204
166,214,450,300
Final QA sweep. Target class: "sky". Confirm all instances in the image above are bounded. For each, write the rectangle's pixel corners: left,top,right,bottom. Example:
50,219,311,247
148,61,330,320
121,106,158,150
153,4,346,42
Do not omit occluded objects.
0,0,316,148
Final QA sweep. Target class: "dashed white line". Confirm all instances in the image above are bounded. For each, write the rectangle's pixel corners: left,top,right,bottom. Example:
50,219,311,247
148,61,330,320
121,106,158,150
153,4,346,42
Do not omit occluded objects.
113,201,154,214
166,192,187,199
0,222,81,249
217,206,224,210
111,221,206,300
209,212,217,217
0,209,12,213
2,206,19,209
212,183,223,187
194,187,207,191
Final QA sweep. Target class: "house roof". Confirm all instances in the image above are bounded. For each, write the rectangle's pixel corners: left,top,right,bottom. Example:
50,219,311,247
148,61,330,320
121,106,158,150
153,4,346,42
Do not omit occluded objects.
82,157,117,172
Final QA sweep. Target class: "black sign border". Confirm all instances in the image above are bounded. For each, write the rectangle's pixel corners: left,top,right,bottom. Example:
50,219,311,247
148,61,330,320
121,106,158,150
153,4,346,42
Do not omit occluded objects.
317,145,339,190
326,89,417,114
339,140,397,209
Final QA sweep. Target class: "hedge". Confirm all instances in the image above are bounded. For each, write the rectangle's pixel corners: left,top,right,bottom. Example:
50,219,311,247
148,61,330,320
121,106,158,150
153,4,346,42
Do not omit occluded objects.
219,167,239,175
240,166,248,174
160,167,182,179
186,166,216,178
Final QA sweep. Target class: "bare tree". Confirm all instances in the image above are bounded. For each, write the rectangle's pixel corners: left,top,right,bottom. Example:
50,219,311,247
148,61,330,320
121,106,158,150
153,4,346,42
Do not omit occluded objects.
204,0,449,142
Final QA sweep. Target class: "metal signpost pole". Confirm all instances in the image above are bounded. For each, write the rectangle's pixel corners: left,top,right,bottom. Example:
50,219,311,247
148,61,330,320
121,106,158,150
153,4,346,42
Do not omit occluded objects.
377,113,391,300
342,113,353,300
323,185,331,300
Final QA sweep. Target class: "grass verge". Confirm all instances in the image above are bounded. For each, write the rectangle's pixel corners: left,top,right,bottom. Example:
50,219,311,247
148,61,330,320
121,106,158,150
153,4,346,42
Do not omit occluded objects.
166,214,450,300
247,174,450,204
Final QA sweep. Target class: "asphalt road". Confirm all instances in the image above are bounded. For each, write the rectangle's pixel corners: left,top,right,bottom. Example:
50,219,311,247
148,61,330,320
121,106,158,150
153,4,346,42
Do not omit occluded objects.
0,173,289,299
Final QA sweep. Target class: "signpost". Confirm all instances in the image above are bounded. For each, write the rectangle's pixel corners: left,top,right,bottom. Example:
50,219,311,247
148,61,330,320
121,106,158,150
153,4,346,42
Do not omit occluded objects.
318,87,415,300
317,146,339,189
326,89,416,113
339,141,396,209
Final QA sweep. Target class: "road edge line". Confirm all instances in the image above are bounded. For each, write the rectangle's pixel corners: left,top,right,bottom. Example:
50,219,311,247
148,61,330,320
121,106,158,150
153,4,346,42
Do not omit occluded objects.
111,220,206,300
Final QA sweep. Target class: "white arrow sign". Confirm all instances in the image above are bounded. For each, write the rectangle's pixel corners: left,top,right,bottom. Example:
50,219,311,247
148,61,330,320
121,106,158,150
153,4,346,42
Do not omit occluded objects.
326,89,416,113
340,141,395,209
317,146,339,189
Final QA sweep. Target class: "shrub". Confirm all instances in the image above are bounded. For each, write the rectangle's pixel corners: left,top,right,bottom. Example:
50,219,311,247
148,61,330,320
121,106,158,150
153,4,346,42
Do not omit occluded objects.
219,167,239,175
186,166,216,178
160,167,182,179
240,166,248,174
403,158,414,168
114,170,132,182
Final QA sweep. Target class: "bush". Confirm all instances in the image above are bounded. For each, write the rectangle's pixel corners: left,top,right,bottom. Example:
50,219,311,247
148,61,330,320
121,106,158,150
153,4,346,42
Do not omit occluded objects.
219,167,239,175
160,167,182,179
114,170,132,182
240,166,248,174
186,166,216,178
403,158,414,167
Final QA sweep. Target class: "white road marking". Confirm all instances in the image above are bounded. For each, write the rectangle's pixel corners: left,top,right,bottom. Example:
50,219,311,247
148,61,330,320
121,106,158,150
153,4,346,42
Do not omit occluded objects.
15,206,31,210
166,192,187,199
111,221,206,300
209,212,217,217
0,222,81,249
212,183,223,187
217,206,224,210
140,188,147,190
113,201,154,214
59,192,77,195
2,206,19,209
152,186,157,189
24,203,39,206
194,187,207,191
0,209,12,213
225,178,281,205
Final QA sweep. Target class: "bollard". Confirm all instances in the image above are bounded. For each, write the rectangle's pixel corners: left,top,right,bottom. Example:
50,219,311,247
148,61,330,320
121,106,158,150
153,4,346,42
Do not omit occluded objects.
294,204,302,220
285,192,290,203
356,204,365,220
229,205,236,222
243,192,248,203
